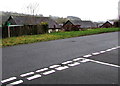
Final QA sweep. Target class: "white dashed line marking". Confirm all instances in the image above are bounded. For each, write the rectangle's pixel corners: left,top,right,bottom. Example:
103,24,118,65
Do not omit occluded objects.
80,59,90,63
68,62,80,66
73,58,84,61
55,66,69,70
111,47,117,50
49,65,60,68
6,80,23,86
36,68,48,73
90,59,120,68
99,51,106,53
62,61,72,64
27,74,41,80
83,54,92,58
106,49,113,52
1,46,119,85
116,46,120,48
92,52,100,55
1,77,17,83
20,72,34,77
42,70,55,75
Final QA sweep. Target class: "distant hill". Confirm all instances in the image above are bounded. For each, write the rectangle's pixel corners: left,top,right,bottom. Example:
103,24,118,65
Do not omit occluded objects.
67,16,82,21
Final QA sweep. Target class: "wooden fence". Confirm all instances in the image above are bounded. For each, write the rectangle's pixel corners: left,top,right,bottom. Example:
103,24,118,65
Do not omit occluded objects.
2,25,48,38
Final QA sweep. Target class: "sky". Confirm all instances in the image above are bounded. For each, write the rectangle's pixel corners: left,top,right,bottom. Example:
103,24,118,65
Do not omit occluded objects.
0,0,119,22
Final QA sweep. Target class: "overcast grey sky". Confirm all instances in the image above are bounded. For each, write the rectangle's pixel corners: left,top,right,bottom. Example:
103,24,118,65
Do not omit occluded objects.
0,0,119,22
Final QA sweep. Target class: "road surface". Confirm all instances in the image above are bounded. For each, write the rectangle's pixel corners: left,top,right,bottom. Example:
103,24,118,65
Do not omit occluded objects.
1,32,120,85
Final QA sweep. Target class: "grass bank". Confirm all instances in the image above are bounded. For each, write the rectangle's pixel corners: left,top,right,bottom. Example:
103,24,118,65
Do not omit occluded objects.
1,28,120,47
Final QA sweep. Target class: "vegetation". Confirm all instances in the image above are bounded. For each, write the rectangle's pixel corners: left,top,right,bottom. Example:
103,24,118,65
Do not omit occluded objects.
1,28,120,47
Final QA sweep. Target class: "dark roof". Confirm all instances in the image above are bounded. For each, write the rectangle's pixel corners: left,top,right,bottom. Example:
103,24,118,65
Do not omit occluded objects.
100,21,113,28
65,20,97,28
8,16,61,28
101,21,112,26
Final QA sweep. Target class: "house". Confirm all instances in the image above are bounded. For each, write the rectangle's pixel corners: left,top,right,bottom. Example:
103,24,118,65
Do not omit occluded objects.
100,21,113,28
62,20,97,31
77,21,97,29
4,15,61,33
62,20,80,31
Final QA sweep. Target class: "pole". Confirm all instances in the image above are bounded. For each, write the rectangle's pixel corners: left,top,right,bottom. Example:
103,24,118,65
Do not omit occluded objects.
8,26,10,38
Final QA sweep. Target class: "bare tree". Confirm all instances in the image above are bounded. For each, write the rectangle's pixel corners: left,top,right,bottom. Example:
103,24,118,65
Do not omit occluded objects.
25,3,39,25
27,3,39,16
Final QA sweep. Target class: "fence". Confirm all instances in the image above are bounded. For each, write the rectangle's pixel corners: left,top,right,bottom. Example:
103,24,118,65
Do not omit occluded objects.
2,24,48,38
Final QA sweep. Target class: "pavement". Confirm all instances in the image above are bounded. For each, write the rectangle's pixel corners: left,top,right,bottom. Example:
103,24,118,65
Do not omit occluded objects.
1,32,120,85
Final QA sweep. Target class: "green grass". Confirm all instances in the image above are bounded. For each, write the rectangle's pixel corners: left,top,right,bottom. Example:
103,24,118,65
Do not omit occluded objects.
1,28,120,47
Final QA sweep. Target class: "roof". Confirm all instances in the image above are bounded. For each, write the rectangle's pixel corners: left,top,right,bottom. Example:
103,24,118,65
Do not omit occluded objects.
65,20,97,28
7,16,61,28
100,21,113,27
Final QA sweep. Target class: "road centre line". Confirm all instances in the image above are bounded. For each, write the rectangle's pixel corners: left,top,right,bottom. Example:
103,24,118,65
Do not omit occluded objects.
2,46,120,84
6,80,23,86
83,54,92,58
99,51,106,53
92,52,100,55
55,66,69,70
1,77,17,83
106,49,113,52
20,72,34,77
73,58,85,61
36,68,48,73
62,61,73,64
68,62,80,67
42,70,55,75
80,59,91,63
27,74,41,80
49,65,60,68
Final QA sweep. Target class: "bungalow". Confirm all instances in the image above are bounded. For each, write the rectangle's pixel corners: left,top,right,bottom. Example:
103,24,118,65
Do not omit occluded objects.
62,20,80,31
100,21,113,28
4,15,61,33
62,20,97,31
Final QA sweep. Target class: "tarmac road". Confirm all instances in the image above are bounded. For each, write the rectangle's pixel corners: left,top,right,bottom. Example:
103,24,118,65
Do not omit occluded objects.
1,32,119,85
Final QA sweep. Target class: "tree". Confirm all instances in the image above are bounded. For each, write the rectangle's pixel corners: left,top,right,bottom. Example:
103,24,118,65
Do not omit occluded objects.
27,3,39,16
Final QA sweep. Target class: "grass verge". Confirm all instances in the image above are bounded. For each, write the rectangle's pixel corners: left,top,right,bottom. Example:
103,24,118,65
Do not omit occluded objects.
1,28,120,47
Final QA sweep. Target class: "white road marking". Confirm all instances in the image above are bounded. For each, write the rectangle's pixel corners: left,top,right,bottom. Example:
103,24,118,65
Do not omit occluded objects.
1,77,17,83
80,59,90,63
49,65,60,68
62,61,72,64
92,52,100,55
42,70,55,75
106,49,113,52
36,68,48,73
2,46,120,85
83,54,92,58
6,80,23,86
116,46,120,48
90,59,120,68
55,66,69,70
68,62,80,66
99,51,106,53
73,58,85,61
27,74,41,80
20,72,34,77
111,47,118,50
